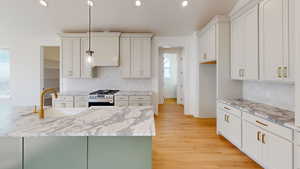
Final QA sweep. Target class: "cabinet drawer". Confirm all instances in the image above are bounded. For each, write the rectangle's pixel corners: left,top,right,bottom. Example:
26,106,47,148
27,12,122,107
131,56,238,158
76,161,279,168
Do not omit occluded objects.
53,101,74,108
244,113,293,141
75,101,88,108
129,101,152,106
129,96,152,101
218,103,241,118
296,145,300,169
54,96,74,102
115,96,129,101
115,101,129,107
75,96,88,102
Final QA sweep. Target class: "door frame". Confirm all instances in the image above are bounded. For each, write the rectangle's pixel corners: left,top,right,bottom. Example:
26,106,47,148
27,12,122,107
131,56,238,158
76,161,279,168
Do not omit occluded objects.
152,36,190,115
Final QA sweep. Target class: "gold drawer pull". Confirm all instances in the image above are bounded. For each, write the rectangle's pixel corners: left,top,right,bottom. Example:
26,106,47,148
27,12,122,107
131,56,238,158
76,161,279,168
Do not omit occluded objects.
262,133,266,144
257,131,261,142
256,120,268,127
224,107,231,111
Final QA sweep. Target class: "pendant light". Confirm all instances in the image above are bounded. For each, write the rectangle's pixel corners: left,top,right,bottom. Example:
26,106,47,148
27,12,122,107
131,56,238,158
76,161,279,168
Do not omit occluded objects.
86,0,94,64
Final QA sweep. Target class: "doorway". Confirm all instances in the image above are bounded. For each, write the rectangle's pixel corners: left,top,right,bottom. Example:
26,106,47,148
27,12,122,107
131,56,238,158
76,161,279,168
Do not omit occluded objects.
40,46,60,106
160,48,184,105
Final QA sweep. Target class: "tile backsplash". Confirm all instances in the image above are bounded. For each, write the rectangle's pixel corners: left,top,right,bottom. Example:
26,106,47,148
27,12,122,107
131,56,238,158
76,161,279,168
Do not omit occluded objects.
243,81,295,111
62,67,152,93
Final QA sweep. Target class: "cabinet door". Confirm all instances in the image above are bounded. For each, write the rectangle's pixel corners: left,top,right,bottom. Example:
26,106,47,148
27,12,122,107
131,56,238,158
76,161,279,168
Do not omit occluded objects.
242,122,262,164
120,37,131,78
24,137,87,169
285,0,295,81
259,0,288,81
261,131,293,169
81,38,94,78
62,38,81,78
92,35,120,67
244,5,259,80
88,137,152,169
226,113,242,148
0,137,22,169
74,96,88,108
131,38,151,78
231,16,244,80
296,144,300,169
216,109,224,135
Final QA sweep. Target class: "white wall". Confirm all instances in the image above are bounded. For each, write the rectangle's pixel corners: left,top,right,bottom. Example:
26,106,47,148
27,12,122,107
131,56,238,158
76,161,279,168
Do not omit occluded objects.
243,81,295,111
62,67,152,92
0,34,60,106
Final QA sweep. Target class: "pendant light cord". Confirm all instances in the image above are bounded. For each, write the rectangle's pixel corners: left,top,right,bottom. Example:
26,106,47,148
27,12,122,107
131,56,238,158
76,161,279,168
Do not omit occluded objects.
88,5,92,52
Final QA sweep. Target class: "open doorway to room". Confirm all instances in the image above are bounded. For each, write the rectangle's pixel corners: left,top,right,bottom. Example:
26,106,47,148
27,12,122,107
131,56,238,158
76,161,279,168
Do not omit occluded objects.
160,47,184,105
40,46,60,106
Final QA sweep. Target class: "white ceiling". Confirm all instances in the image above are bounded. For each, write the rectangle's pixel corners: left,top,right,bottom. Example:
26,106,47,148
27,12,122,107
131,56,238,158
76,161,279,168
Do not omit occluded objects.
0,0,238,36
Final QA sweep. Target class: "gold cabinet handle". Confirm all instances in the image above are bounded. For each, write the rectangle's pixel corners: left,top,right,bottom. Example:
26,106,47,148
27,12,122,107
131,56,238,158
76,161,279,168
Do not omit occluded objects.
227,115,230,123
224,114,227,122
262,133,266,144
277,67,282,78
256,120,268,127
257,131,261,142
283,66,288,78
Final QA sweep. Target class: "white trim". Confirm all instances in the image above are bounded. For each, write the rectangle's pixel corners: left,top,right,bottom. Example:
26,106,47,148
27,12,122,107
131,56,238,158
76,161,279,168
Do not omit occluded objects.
194,113,217,118
152,36,191,115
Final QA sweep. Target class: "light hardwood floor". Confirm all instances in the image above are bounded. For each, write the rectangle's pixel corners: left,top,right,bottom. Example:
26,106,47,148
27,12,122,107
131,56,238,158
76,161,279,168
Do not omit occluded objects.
152,103,262,169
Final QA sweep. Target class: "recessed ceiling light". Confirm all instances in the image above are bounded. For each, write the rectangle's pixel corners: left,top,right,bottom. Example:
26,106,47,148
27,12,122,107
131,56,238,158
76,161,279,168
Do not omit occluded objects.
39,0,48,7
87,0,94,7
135,0,142,7
182,0,189,7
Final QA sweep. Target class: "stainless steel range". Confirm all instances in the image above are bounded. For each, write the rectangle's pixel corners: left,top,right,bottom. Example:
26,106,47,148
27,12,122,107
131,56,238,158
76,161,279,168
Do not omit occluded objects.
88,90,120,107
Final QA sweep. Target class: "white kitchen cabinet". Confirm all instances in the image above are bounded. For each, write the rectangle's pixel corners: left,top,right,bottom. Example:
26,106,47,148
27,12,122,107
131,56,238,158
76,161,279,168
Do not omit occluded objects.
243,120,293,169
261,130,293,169
115,95,152,107
198,23,217,63
81,32,121,67
259,0,292,81
0,138,22,169
24,137,87,169
74,96,89,108
222,112,242,149
296,131,300,169
120,33,153,79
61,38,81,78
80,38,96,78
242,121,261,163
231,5,259,80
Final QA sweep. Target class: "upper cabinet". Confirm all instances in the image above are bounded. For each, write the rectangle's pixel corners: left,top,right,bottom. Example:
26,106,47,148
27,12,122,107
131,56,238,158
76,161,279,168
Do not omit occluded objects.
230,0,295,82
259,0,293,81
120,33,153,79
61,37,82,78
81,33,120,67
198,21,217,63
231,5,259,80
60,32,121,79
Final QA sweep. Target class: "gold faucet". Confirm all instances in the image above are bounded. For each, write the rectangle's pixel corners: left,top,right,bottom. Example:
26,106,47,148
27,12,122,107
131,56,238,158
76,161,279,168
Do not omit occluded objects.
37,88,58,119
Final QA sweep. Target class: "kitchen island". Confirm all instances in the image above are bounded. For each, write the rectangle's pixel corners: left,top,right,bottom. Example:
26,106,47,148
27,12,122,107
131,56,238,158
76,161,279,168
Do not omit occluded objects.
0,106,155,169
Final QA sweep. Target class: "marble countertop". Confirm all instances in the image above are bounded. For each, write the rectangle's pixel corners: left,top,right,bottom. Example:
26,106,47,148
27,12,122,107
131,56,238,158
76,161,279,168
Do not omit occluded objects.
218,98,295,129
0,106,155,137
115,91,153,96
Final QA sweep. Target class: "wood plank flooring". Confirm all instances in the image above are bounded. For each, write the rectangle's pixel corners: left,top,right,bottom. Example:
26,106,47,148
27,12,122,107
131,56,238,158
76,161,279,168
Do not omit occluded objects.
152,103,262,169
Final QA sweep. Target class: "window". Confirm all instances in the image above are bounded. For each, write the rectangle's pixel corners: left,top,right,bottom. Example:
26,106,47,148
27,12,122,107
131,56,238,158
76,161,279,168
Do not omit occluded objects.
0,49,10,98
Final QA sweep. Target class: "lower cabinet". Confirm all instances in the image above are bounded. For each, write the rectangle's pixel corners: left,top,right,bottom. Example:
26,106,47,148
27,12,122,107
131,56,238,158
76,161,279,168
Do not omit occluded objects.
0,137,22,169
295,131,300,169
88,137,152,169
243,121,293,169
222,112,242,149
24,137,87,169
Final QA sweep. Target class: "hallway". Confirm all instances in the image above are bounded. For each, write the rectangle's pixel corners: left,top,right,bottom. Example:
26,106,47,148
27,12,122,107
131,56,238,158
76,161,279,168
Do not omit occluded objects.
152,104,262,169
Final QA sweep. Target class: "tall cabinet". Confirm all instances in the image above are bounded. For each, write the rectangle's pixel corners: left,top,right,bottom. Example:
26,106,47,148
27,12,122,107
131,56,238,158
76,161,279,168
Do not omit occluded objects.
231,5,259,80
120,33,153,79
